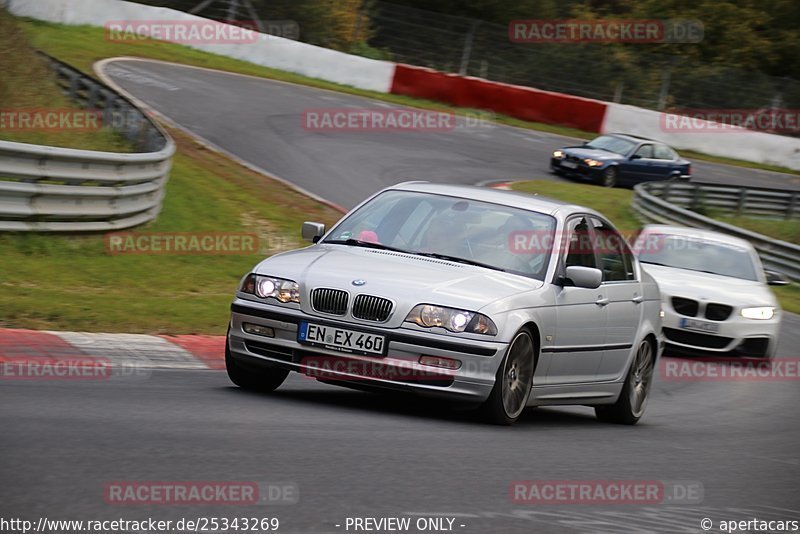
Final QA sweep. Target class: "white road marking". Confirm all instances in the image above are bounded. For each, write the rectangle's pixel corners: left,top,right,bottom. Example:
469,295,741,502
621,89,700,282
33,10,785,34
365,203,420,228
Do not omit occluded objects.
47,331,208,370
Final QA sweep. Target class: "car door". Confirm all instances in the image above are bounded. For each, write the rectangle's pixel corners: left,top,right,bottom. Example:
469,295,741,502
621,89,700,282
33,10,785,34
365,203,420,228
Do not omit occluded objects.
546,216,608,385
651,143,678,179
591,217,642,382
620,143,657,182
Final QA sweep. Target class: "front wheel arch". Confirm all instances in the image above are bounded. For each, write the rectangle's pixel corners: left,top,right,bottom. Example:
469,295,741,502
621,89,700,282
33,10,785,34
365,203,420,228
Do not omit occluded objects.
479,324,540,425
601,165,619,187
595,334,657,425
518,322,541,372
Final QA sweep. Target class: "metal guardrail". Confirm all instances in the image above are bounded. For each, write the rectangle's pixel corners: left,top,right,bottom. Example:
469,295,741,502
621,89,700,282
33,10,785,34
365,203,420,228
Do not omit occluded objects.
0,54,175,232
644,181,799,220
632,181,800,281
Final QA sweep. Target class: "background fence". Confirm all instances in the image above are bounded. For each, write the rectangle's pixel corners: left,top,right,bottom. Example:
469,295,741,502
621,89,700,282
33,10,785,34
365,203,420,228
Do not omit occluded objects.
632,181,800,281
0,54,175,232
129,0,800,116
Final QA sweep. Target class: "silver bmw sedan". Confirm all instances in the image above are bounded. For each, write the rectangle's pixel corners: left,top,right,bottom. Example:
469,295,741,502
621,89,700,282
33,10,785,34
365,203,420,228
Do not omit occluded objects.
226,182,664,425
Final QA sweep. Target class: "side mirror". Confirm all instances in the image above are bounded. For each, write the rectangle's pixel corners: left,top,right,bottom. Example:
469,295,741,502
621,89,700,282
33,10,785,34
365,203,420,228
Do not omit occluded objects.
630,154,642,160
765,270,790,286
564,266,603,289
302,221,326,243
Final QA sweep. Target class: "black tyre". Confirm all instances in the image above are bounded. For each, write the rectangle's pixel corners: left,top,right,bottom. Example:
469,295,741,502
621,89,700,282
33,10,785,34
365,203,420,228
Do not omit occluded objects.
595,338,655,425
480,330,536,425
601,166,618,187
226,336,289,392
600,166,619,187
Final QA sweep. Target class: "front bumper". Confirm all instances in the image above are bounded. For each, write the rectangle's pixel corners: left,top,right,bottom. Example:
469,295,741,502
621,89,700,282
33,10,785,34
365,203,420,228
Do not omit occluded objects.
550,157,604,181
661,308,780,358
228,299,509,402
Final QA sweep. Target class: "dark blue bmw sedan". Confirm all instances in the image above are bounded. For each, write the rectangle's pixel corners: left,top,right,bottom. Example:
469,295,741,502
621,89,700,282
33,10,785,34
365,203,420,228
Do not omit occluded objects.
550,133,691,187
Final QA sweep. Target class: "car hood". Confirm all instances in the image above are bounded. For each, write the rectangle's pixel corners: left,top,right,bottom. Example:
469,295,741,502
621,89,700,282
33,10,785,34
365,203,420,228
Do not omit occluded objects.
564,147,625,161
641,263,776,307
254,244,544,313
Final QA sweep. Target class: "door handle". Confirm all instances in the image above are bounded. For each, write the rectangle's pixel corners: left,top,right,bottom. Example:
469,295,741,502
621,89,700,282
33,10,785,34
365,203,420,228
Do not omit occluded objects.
595,297,610,307
632,295,644,304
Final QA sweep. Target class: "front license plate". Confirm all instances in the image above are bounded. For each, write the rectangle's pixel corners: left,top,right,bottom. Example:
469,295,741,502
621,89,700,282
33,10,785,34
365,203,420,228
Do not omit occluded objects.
680,318,720,333
561,160,577,169
298,322,386,356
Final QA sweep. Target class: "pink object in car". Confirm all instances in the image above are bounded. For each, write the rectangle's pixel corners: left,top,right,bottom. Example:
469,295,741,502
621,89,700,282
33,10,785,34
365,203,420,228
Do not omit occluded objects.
357,230,379,243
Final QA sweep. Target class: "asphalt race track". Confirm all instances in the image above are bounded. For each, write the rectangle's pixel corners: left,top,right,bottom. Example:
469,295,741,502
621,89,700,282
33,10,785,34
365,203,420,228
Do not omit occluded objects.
3,324,800,534
100,59,800,209
2,59,799,534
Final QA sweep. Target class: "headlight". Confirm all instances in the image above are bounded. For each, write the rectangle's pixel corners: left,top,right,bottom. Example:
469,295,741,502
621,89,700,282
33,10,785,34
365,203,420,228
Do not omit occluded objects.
584,158,603,167
404,304,497,335
741,307,775,320
552,150,564,159
240,274,300,304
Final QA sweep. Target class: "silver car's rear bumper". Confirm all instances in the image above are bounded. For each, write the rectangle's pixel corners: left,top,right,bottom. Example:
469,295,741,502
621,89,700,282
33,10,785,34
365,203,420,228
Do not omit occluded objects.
228,299,508,402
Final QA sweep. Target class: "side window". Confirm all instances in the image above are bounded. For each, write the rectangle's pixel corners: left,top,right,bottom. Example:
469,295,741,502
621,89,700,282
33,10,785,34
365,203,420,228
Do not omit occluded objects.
634,144,653,159
653,144,674,160
591,218,635,281
564,217,597,270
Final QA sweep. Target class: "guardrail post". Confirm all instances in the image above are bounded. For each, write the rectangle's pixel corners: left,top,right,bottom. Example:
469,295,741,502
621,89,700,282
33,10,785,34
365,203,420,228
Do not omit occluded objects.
788,191,798,220
67,70,80,100
689,184,703,213
661,181,672,203
736,188,748,217
87,84,100,109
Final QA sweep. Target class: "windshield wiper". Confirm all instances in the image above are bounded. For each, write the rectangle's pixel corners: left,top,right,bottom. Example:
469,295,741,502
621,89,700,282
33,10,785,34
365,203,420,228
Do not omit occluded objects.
414,252,507,272
325,238,411,254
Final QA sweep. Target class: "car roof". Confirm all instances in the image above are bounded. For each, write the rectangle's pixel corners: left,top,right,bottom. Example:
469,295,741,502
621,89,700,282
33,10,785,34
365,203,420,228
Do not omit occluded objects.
605,132,660,144
641,224,755,249
388,181,603,219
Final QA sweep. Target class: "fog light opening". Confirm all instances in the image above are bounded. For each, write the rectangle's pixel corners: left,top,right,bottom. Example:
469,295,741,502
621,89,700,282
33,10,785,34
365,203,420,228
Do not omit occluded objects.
243,323,275,338
419,355,461,370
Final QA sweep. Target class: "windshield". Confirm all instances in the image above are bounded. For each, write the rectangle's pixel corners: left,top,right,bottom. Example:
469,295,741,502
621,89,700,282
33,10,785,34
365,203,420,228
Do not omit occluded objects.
585,135,637,156
637,234,758,281
324,190,557,279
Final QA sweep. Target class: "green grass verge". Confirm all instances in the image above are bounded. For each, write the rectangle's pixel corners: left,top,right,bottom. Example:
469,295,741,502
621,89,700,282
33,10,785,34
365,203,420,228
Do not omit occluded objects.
15,15,800,176
0,9,130,151
511,179,800,314
0,128,342,333
0,11,341,334
2,13,797,332
715,216,800,244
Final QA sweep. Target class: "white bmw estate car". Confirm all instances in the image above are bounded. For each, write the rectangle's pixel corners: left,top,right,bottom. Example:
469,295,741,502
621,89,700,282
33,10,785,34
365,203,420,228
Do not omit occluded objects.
226,183,664,425
634,225,786,359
